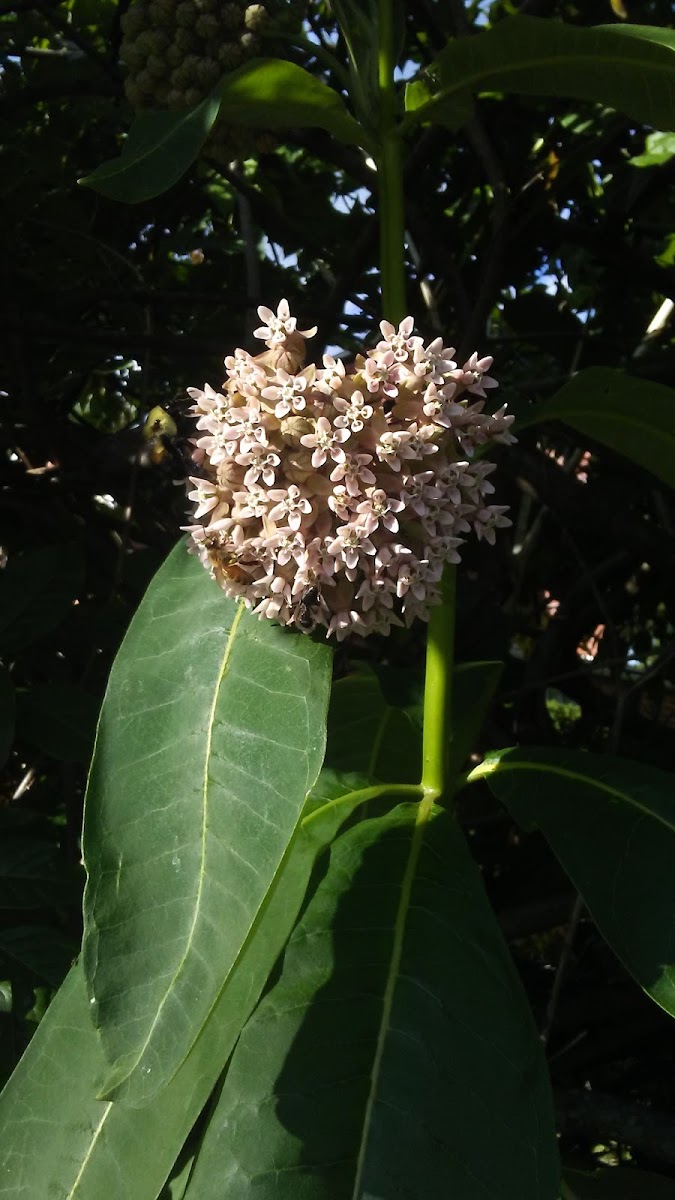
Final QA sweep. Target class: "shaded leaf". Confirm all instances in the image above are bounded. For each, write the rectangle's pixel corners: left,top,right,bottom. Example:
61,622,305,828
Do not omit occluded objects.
0,787,373,1198
0,926,76,988
16,682,98,762
0,665,15,770
82,59,367,203
0,837,82,910
405,18,675,132
565,1165,675,1198
325,668,421,783
0,544,83,655
519,367,675,489
480,747,675,1017
82,540,333,1104
449,660,503,778
184,806,559,1200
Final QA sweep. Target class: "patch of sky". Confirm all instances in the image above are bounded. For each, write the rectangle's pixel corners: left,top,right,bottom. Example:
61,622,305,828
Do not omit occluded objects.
261,235,298,270
394,61,419,83
330,186,374,215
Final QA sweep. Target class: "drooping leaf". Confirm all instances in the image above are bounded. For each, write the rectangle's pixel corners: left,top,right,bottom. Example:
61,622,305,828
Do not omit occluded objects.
81,59,368,203
0,544,83,655
519,367,675,489
82,540,333,1104
0,787,373,1198
565,1166,675,1198
16,682,98,762
404,18,675,132
0,665,15,770
480,747,675,1017
184,805,559,1200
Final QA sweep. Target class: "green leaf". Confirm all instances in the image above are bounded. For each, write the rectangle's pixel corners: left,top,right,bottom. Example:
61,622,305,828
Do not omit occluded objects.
16,682,98,762
184,805,559,1200
565,1166,675,1198
82,540,333,1104
480,747,675,1018
0,837,82,910
629,129,675,167
449,660,503,778
0,926,76,988
0,544,83,655
405,17,675,132
325,667,422,783
519,367,675,489
0,665,15,770
81,59,368,203
0,790,373,1198
79,97,222,203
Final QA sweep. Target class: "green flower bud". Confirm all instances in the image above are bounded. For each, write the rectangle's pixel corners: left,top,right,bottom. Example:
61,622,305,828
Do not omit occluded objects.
166,43,183,66
175,0,196,27
174,26,198,51
195,12,219,37
146,53,166,79
216,40,244,67
222,2,244,31
184,86,203,105
200,57,221,87
120,7,147,38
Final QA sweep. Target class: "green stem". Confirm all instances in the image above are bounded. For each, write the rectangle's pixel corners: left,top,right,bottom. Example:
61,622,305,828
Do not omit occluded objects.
377,0,405,324
421,566,457,801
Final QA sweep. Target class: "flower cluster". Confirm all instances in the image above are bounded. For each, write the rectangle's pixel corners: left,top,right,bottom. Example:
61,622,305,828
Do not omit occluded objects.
185,301,515,640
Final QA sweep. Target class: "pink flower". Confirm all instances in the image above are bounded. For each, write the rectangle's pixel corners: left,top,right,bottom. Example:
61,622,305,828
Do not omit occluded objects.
300,416,350,468
333,390,374,433
355,487,405,534
330,452,377,497
268,484,313,531
254,298,317,346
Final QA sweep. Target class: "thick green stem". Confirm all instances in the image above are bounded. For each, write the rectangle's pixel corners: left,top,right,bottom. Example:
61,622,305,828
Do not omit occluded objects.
377,0,405,324
421,567,457,800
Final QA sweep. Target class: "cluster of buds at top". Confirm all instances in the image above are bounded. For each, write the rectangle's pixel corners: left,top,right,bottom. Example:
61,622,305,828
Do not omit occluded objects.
185,302,515,640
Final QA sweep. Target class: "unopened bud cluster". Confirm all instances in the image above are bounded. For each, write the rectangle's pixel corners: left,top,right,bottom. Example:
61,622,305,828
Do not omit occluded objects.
120,0,291,155
185,302,515,640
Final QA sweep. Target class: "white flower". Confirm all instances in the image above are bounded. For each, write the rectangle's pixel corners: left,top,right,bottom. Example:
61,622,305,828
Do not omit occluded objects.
329,452,377,497
300,417,350,468
355,488,405,534
333,390,374,434
253,298,317,346
268,484,313,531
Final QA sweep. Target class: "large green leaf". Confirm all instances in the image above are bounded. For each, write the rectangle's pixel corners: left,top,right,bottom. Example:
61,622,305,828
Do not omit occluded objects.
0,785,376,1198
404,18,675,132
82,59,367,203
325,668,422,783
565,1166,675,1198
519,368,675,489
479,747,675,1017
184,805,559,1200
82,540,333,1104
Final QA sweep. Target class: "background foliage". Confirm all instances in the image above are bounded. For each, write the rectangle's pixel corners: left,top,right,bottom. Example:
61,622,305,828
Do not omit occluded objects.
2,0,675,1192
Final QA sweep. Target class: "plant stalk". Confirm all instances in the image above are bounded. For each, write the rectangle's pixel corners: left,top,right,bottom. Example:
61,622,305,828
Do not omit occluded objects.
421,566,457,800
377,0,405,323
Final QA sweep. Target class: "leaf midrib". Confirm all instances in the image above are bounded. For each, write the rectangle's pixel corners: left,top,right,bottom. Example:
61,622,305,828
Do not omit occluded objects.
109,602,245,1084
417,45,674,121
351,796,435,1198
482,758,675,834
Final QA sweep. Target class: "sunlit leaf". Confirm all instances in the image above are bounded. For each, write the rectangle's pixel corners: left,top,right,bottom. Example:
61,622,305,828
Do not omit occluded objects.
82,540,333,1104
81,59,368,202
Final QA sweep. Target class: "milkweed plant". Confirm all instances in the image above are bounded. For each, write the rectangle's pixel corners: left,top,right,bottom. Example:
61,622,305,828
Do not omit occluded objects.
3,2,675,1198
